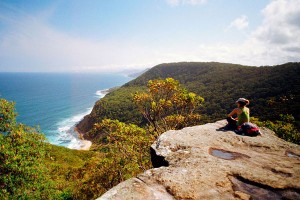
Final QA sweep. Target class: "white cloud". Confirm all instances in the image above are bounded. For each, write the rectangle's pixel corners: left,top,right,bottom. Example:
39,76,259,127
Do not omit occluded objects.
213,0,300,66
0,0,299,72
166,0,207,6
228,15,249,30
0,12,155,72
248,0,300,64
253,0,300,45
133,0,299,67
162,0,300,66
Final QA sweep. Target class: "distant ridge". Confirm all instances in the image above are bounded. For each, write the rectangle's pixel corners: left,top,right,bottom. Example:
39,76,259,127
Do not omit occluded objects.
127,68,150,78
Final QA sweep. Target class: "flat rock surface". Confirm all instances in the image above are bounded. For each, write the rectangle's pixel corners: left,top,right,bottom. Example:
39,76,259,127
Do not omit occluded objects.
98,120,300,200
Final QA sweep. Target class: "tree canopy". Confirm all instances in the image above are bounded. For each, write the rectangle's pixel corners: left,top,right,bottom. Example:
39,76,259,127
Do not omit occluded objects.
133,78,204,133
0,99,54,199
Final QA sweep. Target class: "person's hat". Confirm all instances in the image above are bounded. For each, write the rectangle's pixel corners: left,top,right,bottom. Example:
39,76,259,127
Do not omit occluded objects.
236,98,247,103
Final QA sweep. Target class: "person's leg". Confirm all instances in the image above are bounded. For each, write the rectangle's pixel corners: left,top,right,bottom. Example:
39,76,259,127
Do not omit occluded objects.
226,117,237,129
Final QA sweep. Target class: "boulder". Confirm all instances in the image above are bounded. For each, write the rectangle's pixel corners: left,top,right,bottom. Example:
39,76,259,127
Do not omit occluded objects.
97,120,300,200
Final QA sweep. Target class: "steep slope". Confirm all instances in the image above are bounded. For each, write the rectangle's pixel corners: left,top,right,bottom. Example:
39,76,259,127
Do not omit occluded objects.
97,120,300,200
76,62,300,137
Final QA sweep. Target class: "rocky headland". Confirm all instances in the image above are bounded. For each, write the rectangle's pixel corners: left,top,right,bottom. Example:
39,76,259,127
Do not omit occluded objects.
97,120,300,200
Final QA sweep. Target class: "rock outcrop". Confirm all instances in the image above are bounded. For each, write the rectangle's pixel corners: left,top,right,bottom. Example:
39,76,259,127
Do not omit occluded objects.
97,120,300,200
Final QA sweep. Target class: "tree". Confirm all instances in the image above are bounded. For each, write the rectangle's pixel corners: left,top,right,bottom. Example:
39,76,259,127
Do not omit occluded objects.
0,99,58,199
254,114,300,144
74,119,154,199
0,99,17,134
133,78,204,133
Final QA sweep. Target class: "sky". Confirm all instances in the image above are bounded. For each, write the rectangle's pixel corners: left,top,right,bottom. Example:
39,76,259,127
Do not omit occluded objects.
0,0,299,73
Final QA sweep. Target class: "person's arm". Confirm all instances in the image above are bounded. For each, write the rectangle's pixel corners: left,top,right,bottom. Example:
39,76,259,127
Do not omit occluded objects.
228,108,238,117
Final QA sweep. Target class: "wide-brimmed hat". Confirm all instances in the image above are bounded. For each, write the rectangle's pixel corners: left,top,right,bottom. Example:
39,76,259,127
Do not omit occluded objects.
236,98,248,104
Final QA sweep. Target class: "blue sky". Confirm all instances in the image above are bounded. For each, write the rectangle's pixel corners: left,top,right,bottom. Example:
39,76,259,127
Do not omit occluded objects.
0,0,299,72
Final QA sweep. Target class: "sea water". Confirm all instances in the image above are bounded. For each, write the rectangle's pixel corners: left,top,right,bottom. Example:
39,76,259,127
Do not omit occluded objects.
0,72,132,149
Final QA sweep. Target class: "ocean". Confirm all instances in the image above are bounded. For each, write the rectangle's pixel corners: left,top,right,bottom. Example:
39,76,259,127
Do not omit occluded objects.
0,72,132,149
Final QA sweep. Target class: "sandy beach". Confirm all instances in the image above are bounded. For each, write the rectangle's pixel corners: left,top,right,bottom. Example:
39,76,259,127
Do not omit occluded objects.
74,127,92,150
79,140,92,150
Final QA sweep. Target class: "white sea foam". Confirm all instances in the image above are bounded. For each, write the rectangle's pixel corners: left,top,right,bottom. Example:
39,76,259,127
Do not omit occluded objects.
95,88,110,98
54,89,110,150
54,107,92,149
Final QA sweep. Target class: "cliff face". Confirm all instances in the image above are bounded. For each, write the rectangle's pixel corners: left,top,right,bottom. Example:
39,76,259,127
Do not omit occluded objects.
76,114,95,136
97,120,300,200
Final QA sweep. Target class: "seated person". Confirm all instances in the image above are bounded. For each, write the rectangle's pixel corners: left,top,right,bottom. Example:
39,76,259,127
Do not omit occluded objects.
227,98,250,130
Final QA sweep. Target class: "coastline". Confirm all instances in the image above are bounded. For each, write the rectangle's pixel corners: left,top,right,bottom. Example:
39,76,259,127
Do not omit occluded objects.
74,126,92,150
79,140,92,150
74,87,117,151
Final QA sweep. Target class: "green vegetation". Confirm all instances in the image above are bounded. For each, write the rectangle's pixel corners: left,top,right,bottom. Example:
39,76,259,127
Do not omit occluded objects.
133,78,204,133
0,77,204,199
77,62,300,141
0,98,97,199
1,62,299,199
72,119,155,199
70,78,204,198
45,144,96,199
253,115,300,144
0,99,56,199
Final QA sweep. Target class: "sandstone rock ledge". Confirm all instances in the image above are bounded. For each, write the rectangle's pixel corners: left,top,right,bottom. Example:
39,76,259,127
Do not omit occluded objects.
97,120,300,200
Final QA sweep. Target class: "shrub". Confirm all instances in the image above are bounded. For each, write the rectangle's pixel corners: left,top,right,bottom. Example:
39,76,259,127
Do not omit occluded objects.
253,115,300,144
0,99,60,199
133,78,204,134
74,119,154,199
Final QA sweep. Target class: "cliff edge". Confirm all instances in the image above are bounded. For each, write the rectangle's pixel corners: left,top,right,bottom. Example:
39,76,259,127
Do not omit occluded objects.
97,120,300,200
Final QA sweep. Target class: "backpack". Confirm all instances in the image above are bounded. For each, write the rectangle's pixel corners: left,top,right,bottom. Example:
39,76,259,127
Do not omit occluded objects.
238,122,261,136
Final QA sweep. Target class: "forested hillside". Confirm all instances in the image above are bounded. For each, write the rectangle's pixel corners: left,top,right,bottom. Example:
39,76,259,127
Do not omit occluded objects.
77,62,300,136
2,62,299,199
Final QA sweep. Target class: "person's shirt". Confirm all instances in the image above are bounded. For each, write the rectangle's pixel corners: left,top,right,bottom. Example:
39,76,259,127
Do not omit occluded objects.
237,107,250,126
